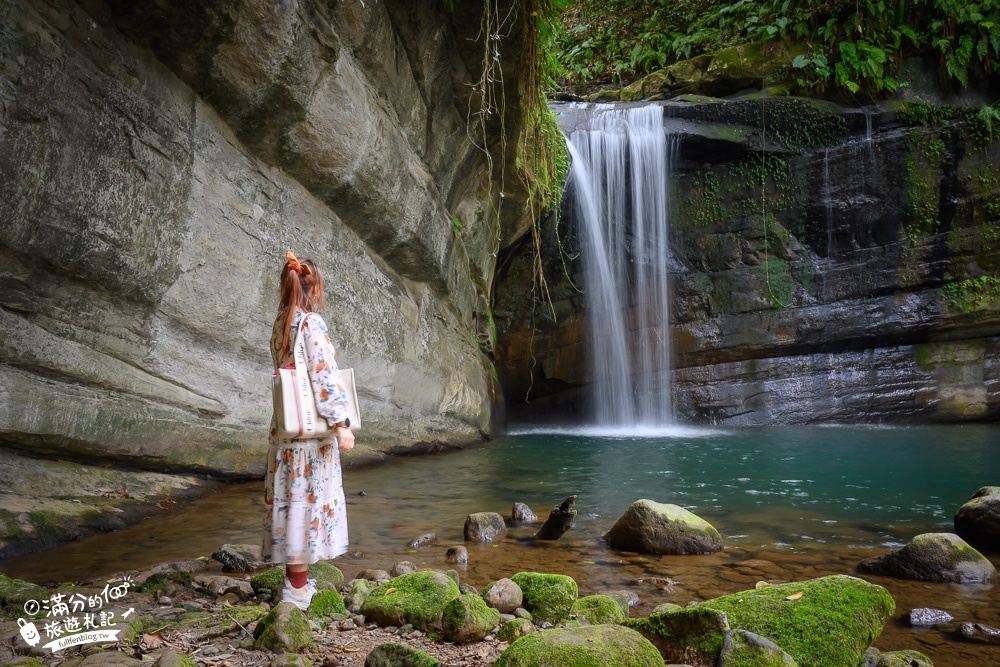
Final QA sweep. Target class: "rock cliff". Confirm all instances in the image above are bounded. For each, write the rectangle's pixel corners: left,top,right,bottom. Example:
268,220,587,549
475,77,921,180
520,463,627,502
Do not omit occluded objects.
0,0,532,480
495,97,1000,425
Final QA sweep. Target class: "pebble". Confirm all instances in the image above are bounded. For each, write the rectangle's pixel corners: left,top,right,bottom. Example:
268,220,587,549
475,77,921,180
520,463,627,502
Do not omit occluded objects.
157,596,172,605
408,630,423,638
339,619,356,631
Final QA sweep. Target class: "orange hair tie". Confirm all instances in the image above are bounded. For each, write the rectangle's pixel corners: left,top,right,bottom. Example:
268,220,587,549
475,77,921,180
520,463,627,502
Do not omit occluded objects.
285,251,311,276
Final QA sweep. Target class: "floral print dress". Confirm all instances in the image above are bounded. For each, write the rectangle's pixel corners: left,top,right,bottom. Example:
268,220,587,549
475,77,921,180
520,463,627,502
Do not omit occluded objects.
264,307,350,565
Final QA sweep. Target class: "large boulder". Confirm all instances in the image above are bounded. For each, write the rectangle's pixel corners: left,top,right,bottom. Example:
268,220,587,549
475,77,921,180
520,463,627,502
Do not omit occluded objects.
441,593,501,643
858,533,997,584
364,643,446,667
954,486,1000,550
464,512,507,543
570,595,628,625
605,499,723,554
720,629,798,667
628,575,894,667
509,572,578,624
253,602,312,652
0,574,48,620
495,624,665,667
359,570,460,632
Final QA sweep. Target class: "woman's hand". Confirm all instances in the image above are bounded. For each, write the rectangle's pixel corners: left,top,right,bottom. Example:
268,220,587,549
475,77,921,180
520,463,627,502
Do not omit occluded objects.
335,426,355,452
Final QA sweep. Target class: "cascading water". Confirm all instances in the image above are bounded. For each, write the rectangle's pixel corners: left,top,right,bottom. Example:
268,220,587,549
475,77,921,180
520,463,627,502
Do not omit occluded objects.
565,105,678,427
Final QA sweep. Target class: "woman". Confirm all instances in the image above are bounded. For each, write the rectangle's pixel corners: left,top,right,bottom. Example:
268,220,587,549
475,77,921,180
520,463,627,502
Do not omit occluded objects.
264,251,355,610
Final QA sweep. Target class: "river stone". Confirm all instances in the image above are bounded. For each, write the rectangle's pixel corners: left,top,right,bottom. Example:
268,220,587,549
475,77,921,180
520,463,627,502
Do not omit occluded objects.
344,579,377,614
954,486,1000,550
570,594,628,625
359,571,460,632
625,605,731,665
605,499,723,554
446,545,469,565
699,575,893,667
607,589,639,614
407,533,437,549
495,624,665,667
253,602,312,652
719,629,798,667
956,622,1000,644
509,572,578,624
482,578,523,613
909,608,953,626
512,502,538,523
464,512,507,542
308,589,347,621
390,561,418,577
152,649,198,667
857,533,997,583
357,569,392,584
441,593,502,643
497,617,536,642
872,650,934,667
269,655,313,667
170,604,269,642
210,544,262,572
363,643,446,667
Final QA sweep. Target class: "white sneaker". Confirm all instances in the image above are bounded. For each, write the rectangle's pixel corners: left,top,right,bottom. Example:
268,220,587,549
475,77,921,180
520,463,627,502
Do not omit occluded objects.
280,577,317,611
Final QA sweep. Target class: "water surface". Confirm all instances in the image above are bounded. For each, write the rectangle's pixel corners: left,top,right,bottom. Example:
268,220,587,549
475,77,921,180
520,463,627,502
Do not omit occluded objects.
3,425,998,666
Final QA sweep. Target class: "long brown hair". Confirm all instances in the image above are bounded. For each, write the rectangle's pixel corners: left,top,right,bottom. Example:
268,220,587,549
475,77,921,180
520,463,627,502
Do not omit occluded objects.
277,251,325,357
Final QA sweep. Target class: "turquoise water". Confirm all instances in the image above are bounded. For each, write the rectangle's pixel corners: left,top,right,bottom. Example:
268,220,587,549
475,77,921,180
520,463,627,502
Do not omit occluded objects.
3,424,998,666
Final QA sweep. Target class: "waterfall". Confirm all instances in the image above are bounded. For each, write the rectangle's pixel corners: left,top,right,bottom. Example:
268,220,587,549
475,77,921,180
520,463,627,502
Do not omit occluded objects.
565,105,678,427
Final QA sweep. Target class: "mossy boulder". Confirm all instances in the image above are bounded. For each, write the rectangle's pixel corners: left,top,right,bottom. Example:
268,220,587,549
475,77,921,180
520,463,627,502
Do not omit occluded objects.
509,572,578,624
0,574,48,619
570,595,627,625
363,643,446,667
605,499,722,555
873,649,934,667
954,486,1000,551
858,533,997,584
308,561,345,591
495,624,665,667
169,604,269,642
2,659,47,667
359,570,460,632
442,593,502,643
308,589,346,621
345,578,378,613
250,567,286,598
498,617,536,642
625,605,731,666
720,629,798,667
152,650,198,667
701,575,893,667
253,602,312,652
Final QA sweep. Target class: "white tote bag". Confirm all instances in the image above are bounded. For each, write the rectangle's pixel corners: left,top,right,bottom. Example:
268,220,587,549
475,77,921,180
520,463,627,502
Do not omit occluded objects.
272,316,361,439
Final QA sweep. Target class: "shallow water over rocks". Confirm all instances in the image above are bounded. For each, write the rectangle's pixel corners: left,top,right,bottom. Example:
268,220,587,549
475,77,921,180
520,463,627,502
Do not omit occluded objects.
3,425,998,666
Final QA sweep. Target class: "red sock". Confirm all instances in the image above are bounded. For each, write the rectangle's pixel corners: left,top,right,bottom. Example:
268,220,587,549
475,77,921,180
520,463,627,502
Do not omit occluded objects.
287,569,308,589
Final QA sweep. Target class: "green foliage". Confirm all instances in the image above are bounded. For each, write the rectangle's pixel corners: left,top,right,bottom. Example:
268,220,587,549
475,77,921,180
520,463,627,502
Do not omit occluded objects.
941,275,1000,312
554,0,1000,97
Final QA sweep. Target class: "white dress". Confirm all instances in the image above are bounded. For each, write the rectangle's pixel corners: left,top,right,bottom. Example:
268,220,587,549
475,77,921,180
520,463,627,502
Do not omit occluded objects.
263,308,350,565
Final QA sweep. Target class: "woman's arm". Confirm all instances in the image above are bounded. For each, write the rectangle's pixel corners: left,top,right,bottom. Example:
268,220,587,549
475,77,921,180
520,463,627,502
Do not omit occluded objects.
302,314,355,450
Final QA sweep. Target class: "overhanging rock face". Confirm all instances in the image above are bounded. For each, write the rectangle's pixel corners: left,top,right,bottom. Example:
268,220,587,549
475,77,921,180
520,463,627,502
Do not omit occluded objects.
0,0,529,474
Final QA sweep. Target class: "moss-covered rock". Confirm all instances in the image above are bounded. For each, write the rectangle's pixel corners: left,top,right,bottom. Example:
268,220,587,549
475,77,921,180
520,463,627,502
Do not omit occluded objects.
625,605,731,666
858,533,997,584
570,595,627,625
152,649,199,667
0,574,48,619
498,617,536,643
308,589,346,621
308,561,345,591
169,604,269,642
345,578,378,614
359,570,460,632
363,643,446,667
2,658,47,667
720,629,798,667
251,567,286,598
509,572,578,624
269,654,314,667
253,602,312,652
495,624,665,667
874,649,934,667
442,593,501,643
464,512,507,543
700,575,893,667
605,499,722,555
954,486,1000,551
